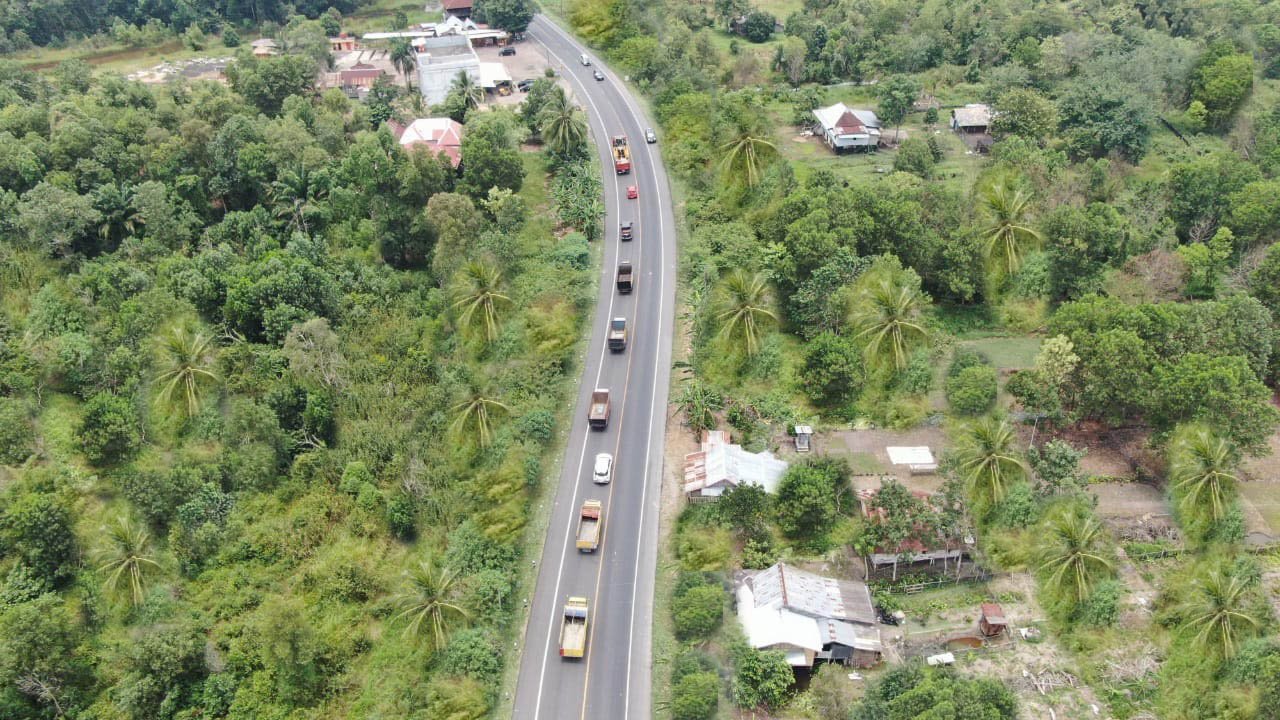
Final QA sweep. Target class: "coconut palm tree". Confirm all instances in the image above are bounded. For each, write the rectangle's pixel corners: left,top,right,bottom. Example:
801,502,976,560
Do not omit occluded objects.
268,163,329,235
451,70,483,113
1036,507,1114,604
98,516,162,607
451,260,512,343
451,392,511,447
393,559,470,649
850,274,928,371
154,325,218,419
953,416,1026,506
719,129,778,187
1168,425,1239,524
390,38,417,92
539,88,587,156
1182,567,1261,659
715,270,777,356
979,175,1042,277
92,183,143,249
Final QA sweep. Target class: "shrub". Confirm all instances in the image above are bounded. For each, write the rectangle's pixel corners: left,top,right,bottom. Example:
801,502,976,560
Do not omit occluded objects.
386,493,417,539
675,527,734,571
1076,579,1122,627
425,675,490,720
0,398,35,464
945,365,998,415
774,463,838,542
730,643,792,710
2,492,77,585
672,671,719,720
947,347,991,378
673,583,724,640
437,628,503,678
742,11,776,42
988,481,1039,528
799,331,864,406
893,137,935,178
79,392,141,466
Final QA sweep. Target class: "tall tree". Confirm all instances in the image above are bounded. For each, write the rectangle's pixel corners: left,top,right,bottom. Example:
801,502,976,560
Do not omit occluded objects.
451,260,512,343
97,516,162,607
849,264,929,371
979,175,1042,277
1181,567,1262,658
153,325,218,420
715,270,777,356
1035,507,1113,604
952,416,1026,506
451,70,484,113
539,87,587,157
390,38,417,92
394,560,470,649
268,163,329,234
718,131,778,188
1167,424,1239,524
450,391,511,447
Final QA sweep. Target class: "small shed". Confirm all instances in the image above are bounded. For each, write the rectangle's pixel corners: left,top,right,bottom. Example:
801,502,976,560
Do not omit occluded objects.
979,603,1006,637
950,103,992,134
794,425,813,453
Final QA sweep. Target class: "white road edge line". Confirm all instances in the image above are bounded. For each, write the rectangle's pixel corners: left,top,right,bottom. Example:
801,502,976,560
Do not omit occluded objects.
529,26,628,720
530,18,672,720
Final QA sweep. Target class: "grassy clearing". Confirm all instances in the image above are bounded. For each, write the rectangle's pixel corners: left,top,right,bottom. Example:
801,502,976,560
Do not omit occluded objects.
1239,482,1280,536
343,0,443,36
961,337,1042,371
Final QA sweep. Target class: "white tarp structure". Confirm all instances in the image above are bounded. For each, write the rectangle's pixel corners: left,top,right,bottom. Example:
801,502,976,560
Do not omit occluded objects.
886,445,937,473
477,62,511,88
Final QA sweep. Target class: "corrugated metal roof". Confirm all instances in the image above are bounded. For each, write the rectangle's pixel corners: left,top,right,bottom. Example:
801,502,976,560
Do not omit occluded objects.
682,431,787,494
952,103,991,128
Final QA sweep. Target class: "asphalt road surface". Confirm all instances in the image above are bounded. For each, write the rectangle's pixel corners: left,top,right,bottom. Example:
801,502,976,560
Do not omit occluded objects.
512,15,677,720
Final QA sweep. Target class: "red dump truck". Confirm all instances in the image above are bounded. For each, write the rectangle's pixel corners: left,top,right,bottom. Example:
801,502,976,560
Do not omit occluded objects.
576,499,603,551
612,135,631,174
560,597,589,658
588,389,610,429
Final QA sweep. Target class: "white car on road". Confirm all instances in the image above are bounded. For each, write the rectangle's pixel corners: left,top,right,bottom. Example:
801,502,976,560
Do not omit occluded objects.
592,453,613,484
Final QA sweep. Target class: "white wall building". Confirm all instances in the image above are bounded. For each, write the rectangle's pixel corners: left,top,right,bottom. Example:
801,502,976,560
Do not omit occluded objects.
416,35,480,105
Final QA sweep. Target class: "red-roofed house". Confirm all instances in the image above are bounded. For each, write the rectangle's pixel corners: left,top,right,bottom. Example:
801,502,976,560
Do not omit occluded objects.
339,63,385,89
396,117,464,168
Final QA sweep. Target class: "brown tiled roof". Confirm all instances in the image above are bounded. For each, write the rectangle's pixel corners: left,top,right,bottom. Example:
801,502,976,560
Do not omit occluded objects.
441,0,473,8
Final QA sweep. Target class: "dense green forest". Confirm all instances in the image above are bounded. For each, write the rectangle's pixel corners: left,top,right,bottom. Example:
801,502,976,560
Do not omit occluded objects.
0,20,599,718
0,0,367,49
562,0,1280,718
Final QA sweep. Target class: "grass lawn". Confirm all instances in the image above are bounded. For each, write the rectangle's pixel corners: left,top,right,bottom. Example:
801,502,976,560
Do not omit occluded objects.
1239,482,1280,536
344,0,442,36
961,337,1042,370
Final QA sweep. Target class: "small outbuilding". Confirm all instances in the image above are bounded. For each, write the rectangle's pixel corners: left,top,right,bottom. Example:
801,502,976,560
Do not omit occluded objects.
250,38,278,57
950,103,992,134
793,425,813,453
441,0,474,19
979,603,1007,637
683,430,788,501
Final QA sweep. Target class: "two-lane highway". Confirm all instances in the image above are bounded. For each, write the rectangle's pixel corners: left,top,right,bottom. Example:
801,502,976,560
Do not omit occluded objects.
513,15,677,720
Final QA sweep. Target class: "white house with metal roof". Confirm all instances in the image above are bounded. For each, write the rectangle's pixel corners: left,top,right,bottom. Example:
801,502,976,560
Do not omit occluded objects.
683,430,788,501
735,563,883,668
812,102,881,152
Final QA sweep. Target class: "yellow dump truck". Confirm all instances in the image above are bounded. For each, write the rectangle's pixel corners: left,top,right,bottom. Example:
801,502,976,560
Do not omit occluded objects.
576,500,603,551
559,597,589,658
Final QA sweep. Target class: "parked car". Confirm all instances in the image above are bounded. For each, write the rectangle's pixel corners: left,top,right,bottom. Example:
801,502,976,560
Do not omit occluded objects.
593,69,605,81
592,453,613,484
645,128,657,143
626,185,638,199
499,46,516,56
517,79,535,92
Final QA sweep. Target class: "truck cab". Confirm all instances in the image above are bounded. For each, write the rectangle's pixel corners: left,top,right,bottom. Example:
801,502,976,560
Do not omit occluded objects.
608,317,627,351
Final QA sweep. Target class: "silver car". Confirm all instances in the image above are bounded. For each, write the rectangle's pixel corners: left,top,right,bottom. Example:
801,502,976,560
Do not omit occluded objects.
645,128,657,143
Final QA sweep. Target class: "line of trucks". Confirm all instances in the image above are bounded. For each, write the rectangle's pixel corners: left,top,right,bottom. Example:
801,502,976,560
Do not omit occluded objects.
558,119,646,660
